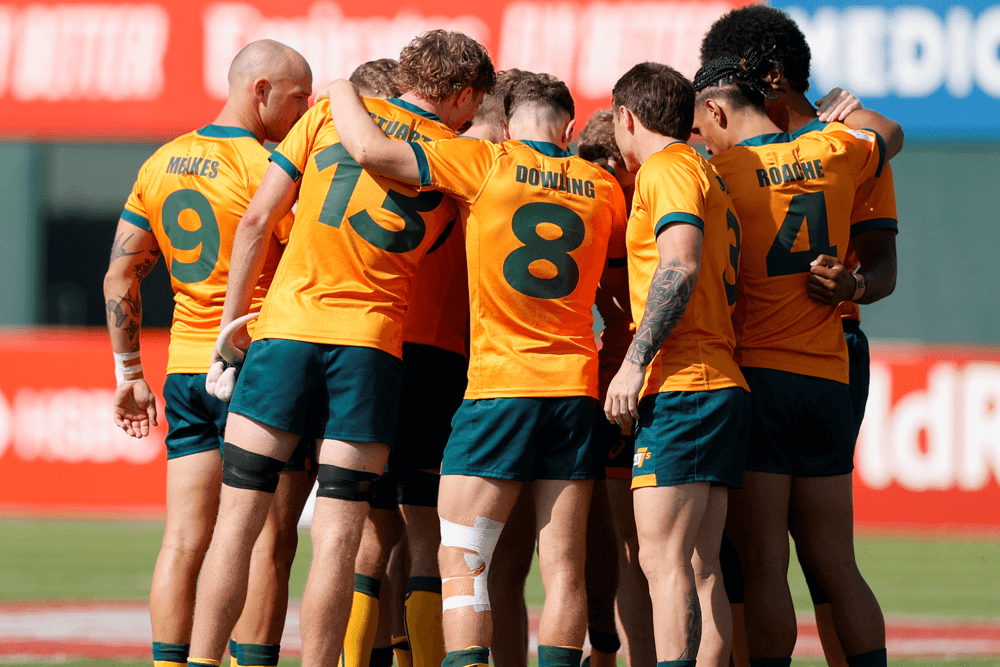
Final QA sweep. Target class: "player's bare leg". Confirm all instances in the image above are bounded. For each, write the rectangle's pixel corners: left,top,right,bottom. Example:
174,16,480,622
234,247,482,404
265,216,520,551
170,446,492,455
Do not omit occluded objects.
535,478,593,651
487,484,535,667
691,486,730,667
789,474,886,660
585,480,621,667
150,450,223,648
231,468,315,665
633,482,711,662
438,474,521,655
298,438,390,667
605,477,655,667
188,415,302,663
725,472,796,659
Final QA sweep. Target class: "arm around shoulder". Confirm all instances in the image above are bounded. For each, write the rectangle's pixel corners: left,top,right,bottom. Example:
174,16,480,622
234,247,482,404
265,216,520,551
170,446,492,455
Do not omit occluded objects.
843,108,904,160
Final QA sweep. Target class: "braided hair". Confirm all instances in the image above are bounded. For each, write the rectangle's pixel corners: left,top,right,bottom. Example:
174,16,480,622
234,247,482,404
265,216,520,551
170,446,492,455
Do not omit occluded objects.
692,46,779,110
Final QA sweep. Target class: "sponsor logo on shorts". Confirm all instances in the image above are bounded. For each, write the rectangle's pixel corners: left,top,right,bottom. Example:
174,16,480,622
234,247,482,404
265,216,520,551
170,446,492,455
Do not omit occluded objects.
608,439,626,459
633,446,651,468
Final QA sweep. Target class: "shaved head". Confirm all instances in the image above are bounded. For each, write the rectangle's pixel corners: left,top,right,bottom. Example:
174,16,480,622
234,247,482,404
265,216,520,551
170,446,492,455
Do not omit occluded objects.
228,39,311,90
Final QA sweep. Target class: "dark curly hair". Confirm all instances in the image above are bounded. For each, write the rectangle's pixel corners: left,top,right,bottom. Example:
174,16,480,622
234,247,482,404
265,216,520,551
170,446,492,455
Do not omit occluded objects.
700,5,811,93
350,59,401,99
577,109,621,165
694,46,778,110
395,30,496,102
612,62,693,141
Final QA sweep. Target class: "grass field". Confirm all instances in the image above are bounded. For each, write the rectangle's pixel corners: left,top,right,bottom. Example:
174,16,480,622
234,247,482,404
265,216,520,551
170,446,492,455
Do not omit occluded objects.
1,518,998,667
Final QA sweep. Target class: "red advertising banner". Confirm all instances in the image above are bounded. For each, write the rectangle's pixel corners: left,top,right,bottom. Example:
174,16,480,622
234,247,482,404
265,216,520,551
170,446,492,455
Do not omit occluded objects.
0,330,998,531
0,0,748,140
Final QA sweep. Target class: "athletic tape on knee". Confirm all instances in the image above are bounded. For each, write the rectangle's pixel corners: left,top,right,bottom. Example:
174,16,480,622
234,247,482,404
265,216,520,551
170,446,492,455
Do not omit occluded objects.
316,464,379,503
222,443,285,493
396,470,440,507
439,516,504,613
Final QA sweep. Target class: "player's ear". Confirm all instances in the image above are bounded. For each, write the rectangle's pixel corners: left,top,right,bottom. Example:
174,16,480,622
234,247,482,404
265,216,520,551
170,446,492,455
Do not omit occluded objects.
455,86,475,110
501,120,511,142
763,67,784,91
563,118,577,146
254,78,271,103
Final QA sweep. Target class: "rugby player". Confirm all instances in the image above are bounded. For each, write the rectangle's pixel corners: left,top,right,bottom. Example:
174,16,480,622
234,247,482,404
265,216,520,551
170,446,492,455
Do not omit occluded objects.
577,109,655,667
691,47,901,667
350,58,402,98
103,40,313,667
183,30,494,667
604,62,749,667
700,9,900,667
326,73,628,667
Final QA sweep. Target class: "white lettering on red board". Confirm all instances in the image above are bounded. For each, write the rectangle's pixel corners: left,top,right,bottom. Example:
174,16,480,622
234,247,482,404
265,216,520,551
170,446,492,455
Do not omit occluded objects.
0,3,169,101
0,387,162,465
857,362,1000,491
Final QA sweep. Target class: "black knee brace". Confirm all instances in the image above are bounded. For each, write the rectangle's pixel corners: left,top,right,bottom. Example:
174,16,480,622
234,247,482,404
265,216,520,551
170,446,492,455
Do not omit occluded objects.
396,469,440,507
222,442,285,493
369,473,398,511
316,464,380,503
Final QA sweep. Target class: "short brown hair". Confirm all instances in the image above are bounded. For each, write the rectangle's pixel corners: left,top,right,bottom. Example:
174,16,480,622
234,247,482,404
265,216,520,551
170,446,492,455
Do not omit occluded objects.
471,68,530,130
504,74,575,121
577,109,621,164
395,30,495,102
350,59,401,99
612,62,694,141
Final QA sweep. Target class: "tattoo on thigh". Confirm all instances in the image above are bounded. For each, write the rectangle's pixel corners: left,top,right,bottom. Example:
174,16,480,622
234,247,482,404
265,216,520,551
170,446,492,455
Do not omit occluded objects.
678,585,702,660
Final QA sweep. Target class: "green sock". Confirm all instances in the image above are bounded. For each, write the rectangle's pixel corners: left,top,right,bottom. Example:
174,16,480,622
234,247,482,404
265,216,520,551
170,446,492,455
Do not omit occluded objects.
238,644,280,666
538,646,583,667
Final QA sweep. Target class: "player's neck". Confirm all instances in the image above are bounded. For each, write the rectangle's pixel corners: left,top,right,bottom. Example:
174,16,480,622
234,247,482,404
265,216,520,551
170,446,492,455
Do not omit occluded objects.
508,123,568,150
398,92,441,118
212,101,266,144
770,92,817,134
730,107,784,145
633,127,684,166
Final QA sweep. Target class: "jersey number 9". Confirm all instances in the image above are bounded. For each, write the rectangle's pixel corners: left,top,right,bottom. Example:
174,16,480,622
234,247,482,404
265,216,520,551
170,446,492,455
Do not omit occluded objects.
161,189,221,284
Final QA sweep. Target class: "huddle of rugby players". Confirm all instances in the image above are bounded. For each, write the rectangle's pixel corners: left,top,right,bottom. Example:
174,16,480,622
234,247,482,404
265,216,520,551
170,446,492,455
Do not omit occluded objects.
104,6,900,667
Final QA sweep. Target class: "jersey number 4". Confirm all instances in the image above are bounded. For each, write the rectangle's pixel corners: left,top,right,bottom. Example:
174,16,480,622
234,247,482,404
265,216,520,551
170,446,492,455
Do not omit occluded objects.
765,191,836,277
503,202,586,299
315,143,442,253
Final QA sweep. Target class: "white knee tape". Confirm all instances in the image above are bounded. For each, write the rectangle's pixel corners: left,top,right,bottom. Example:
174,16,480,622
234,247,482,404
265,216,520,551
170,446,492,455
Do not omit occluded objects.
439,516,504,613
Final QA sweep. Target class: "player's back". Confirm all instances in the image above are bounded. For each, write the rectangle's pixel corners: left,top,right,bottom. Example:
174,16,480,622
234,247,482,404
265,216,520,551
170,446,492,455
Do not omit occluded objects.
710,128,886,383
461,140,627,399
123,126,285,373
257,97,459,358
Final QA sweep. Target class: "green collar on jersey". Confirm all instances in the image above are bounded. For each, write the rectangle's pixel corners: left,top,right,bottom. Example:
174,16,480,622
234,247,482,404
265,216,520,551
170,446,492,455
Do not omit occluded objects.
388,98,442,122
738,131,795,147
790,117,825,139
521,140,572,158
197,125,258,139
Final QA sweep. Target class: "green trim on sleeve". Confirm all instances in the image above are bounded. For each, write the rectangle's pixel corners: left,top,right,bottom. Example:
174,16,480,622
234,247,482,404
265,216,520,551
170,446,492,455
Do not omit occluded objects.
655,212,704,236
410,142,432,187
121,208,151,231
269,151,302,182
851,217,897,237
863,128,887,178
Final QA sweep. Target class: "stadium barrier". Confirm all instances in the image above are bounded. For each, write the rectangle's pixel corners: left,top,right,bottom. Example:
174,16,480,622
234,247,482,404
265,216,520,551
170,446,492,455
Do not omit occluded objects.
0,328,997,530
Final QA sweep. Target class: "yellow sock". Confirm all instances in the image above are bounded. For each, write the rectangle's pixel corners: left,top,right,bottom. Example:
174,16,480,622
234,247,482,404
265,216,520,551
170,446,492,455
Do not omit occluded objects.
404,577,445,667
342,574,381,667
392,636,412,667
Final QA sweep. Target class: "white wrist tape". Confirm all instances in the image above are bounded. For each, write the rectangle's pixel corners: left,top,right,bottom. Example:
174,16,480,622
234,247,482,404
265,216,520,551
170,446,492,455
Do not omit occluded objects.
114,351,143,385
439,516,505,613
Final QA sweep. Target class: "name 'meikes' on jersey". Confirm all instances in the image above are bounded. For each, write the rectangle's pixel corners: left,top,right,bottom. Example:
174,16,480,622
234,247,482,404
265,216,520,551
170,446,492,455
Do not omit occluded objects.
410,138,628,399
627,143,748,398
792,119,899,324
257,97,459,358
121,125,291,375
710,127,887,384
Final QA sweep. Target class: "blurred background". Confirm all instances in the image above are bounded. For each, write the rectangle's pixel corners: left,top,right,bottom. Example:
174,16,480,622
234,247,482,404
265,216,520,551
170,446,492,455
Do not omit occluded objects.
0,0,997,665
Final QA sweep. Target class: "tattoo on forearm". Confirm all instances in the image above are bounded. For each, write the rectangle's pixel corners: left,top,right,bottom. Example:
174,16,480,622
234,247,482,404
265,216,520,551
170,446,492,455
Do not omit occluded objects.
132,254,158,280
624,259,697,367
678,586,702,660
106,288,143,348
109,232,141,263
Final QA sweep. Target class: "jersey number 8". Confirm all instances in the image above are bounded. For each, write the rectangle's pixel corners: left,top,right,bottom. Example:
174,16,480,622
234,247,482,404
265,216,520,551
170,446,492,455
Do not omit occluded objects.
503,202,586,300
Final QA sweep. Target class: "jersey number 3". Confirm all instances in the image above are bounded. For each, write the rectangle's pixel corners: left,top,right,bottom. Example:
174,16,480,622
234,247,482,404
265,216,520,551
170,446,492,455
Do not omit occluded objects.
503,202,586,299
161,189,221,284
765,191,836,277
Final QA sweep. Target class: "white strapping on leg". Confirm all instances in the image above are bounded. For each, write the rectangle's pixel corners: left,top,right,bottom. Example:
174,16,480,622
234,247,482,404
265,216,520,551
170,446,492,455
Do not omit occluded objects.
439,515,504,612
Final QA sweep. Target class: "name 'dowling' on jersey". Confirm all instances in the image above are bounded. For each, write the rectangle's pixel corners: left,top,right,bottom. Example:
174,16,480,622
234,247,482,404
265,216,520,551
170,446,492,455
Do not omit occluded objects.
515,165,597,199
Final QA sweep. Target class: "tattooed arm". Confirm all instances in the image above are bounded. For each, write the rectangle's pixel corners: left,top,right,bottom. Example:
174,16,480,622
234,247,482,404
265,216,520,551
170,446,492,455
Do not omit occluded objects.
103,218,161,437
604,222,702,428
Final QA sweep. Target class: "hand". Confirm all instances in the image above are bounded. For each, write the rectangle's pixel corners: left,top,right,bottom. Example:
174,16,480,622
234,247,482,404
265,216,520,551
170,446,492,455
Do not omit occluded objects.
815,88,863,122
604,361,646,429
113,379,158,438
314,79,356,102
808,254,855,305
